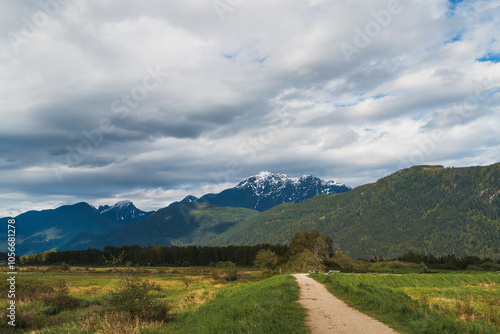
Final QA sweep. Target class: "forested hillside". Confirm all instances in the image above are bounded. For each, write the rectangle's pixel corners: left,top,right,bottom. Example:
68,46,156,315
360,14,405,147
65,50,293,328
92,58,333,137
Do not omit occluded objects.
62,164,500,259
210,164,500,259
61,202,259,251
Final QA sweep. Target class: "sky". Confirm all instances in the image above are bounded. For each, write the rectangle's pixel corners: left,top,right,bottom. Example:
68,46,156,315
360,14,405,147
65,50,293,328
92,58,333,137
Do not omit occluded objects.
1,0,500,217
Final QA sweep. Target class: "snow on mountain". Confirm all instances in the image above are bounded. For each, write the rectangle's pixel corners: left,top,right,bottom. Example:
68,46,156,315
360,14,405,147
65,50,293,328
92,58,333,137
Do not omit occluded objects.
181,171,351,212
180,195,199,203
97,200,154,225
235,171,350,198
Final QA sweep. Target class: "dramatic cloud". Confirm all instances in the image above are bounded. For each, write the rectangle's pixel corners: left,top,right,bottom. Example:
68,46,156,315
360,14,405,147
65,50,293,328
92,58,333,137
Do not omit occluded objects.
1,0,499,216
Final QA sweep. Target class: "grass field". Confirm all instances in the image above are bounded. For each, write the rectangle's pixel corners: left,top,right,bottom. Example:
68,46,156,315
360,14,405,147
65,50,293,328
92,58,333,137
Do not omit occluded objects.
3,264,500,333
0,266,307,333
311,272,500,333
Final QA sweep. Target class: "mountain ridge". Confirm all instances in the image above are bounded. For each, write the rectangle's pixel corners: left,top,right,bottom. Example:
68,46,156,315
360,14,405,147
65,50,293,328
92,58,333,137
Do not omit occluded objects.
174,171,351,212
62,163,500,259
0,201,153,255
0,202,120,255
97,200,154,225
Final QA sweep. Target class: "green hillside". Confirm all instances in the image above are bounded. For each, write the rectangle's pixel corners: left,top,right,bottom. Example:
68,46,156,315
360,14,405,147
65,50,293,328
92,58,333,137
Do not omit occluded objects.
63,164,500,260
61,202,259,250
209,164,500,259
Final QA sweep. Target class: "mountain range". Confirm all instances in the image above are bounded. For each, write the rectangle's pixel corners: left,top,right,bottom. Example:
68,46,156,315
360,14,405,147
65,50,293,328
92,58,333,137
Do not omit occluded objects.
171,171,351,211
3,172,347,255
0,201,153,255
4,165,500,259
63,164,500,259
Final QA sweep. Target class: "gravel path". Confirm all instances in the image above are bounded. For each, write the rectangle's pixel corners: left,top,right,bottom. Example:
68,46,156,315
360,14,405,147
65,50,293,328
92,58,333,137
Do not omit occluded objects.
293,274,398,334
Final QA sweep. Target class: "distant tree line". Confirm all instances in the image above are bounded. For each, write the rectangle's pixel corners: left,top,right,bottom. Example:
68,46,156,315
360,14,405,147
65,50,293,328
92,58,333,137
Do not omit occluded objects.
360,251,500,271
19,244,289,267
17,233,500,272
394,251,500,271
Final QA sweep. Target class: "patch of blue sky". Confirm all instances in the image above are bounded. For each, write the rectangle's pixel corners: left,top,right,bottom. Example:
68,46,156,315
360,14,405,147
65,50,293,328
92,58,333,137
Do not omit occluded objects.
479,87,500,99
222,53,236,60
476,53,500,63
445,32,463,44
334,102,360,108
364,128,375,132
372,93,388,100
333,94,366,108
447,0,465,16
257,56,268,63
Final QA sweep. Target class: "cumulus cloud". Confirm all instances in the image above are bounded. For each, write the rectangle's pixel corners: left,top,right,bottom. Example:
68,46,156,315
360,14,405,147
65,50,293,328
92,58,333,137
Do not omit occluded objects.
1,0,499,216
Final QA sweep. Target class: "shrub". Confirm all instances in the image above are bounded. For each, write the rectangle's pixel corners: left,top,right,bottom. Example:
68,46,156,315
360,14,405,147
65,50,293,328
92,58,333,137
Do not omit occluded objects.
40,279,79,312
107,275,170,321
287,250,326,273
254,249,279,271
325,252,369,273
48,262,71,272
212,261,238,281
180,277,193,288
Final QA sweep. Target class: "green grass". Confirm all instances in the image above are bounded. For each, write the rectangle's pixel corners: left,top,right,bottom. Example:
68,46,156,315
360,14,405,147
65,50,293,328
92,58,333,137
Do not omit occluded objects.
1,267,306,333
311,272,500,333
168,274,307,334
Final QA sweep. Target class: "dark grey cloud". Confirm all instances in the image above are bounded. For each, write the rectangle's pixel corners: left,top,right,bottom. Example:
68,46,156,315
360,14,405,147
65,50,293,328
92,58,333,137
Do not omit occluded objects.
1,0,500,216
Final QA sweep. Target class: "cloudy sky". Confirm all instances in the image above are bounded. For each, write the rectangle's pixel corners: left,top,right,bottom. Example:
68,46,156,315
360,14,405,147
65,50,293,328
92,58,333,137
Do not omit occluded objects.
1,0,499,216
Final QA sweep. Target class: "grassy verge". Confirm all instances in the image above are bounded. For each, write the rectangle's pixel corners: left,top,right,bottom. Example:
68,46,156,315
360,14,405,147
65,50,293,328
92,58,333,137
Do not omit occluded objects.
167,274,308,334
0,267,251,333
311,272,500,334
0,267,306,333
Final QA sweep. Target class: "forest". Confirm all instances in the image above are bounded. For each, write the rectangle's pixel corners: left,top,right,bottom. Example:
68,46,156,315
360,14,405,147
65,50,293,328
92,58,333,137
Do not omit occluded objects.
19,244,289,267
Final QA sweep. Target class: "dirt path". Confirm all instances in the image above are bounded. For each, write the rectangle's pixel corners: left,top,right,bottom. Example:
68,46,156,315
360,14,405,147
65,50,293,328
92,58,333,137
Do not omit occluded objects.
293,274,398,334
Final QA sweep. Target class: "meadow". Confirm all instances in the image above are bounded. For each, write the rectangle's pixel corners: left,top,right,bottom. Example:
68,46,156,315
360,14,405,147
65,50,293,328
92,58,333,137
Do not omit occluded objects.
311,272,500,333
2,264,499,333
0,265,307,333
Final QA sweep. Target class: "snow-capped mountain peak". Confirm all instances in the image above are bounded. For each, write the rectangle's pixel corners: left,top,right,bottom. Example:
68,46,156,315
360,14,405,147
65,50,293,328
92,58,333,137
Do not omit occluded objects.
237,172,348,193
115,200,133,208
97,200,153,225
237,172,291,192
173,172,351,212
223,171,351,210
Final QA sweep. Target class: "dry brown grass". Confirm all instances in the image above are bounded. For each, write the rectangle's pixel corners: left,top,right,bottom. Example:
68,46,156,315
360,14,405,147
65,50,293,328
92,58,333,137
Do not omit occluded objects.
75,312,165,334
461,281,498,288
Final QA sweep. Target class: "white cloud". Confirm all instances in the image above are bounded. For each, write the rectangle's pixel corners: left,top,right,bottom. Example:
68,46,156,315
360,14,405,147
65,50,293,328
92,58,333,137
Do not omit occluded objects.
1,0,500,216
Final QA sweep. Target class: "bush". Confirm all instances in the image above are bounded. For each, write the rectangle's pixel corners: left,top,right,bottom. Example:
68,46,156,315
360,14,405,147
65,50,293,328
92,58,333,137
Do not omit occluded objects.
180,277,193,288
107,275,170,321
286,250,326,273
40,279,79,312
48,262,71,272
325,252,369,273
212,261,238,281
254,249,279,271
